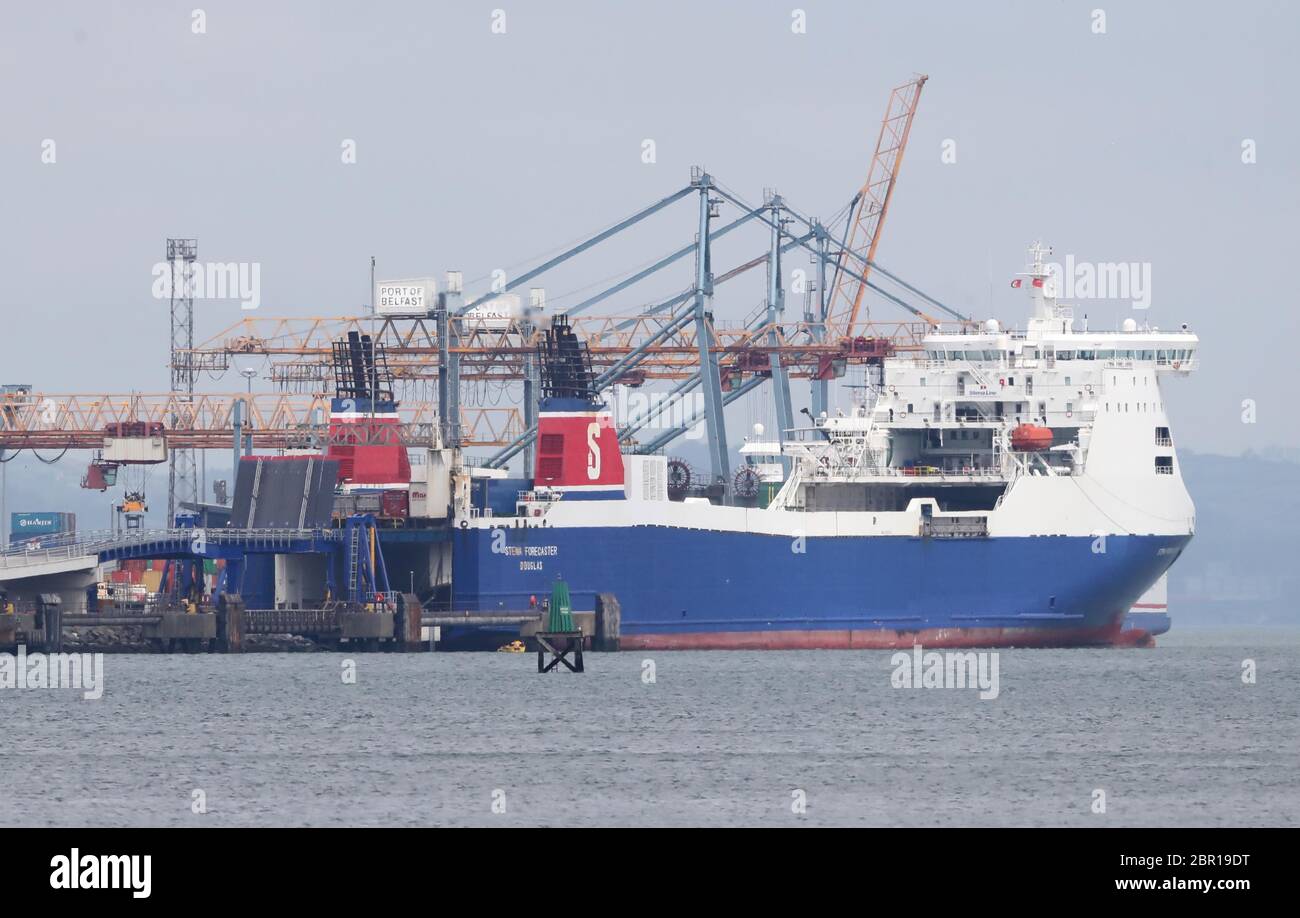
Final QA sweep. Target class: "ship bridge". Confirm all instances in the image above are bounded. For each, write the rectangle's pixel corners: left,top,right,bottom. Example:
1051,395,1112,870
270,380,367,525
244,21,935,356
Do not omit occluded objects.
918,326,1199,376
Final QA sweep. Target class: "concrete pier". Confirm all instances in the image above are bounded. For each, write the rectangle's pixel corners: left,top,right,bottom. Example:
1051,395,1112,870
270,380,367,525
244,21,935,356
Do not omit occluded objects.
337,611,394,643
4,591,626,654
143,610,217,651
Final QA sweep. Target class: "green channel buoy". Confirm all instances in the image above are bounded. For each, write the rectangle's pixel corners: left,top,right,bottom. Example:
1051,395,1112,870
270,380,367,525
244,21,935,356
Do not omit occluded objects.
547,578,574,632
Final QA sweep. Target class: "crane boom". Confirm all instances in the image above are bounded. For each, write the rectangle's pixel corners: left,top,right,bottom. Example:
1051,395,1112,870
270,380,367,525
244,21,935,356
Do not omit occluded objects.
826,74,928,339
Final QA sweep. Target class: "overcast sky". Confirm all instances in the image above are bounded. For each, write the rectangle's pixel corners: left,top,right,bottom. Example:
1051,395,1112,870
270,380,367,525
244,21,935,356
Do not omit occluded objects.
2,0,1297,457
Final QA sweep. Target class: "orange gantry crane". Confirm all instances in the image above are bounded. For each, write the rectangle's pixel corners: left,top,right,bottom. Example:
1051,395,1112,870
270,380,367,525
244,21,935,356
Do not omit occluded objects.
825,74,930,339
0,391,522,451
180,312,936,387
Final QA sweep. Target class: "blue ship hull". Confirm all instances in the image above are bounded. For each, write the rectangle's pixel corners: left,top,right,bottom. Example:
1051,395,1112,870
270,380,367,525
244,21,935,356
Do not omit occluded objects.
452,525,1189,649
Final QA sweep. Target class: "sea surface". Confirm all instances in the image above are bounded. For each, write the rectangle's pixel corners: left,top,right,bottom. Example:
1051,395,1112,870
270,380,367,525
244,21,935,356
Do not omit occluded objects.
3,629,1297,827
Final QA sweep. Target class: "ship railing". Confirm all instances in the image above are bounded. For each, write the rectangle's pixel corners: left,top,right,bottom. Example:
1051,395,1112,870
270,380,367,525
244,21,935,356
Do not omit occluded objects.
1155,436,1173,447
1009,451,1080,478
517,488,561,501
1,527,129,563
891,358,952,369
933,414,1015,425
805,465,1007,481
1,527,338,567
0,541,98,567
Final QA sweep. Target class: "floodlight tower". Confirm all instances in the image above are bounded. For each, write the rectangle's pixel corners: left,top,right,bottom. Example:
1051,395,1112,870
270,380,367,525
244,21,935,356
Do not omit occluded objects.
167,237,198,524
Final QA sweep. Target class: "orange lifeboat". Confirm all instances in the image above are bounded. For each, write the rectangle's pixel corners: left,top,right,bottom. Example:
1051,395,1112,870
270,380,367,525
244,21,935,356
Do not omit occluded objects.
1010,424,1053,451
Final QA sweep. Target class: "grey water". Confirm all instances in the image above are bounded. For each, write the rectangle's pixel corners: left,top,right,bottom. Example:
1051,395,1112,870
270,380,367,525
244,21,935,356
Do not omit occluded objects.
3,630,1297,827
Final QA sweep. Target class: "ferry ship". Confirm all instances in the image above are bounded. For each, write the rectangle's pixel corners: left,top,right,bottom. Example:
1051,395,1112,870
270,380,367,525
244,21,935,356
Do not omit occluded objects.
451,244,1198,649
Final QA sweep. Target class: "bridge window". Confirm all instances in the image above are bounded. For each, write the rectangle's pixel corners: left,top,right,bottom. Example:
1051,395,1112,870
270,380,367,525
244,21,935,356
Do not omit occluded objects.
1155,456,1174,475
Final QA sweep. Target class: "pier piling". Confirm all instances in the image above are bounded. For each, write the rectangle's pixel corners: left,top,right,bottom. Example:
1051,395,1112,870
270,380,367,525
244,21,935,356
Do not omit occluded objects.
37,594,62,653
396,593,423,650
595,593,621,652
215,593,245,653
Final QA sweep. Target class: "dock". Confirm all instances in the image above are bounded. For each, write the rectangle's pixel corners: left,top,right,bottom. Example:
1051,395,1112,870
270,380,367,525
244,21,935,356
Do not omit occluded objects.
0,592,629,654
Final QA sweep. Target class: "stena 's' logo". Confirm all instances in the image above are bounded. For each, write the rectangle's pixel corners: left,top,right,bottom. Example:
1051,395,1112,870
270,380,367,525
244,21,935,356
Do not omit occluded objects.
50,848,151,898
586,422,601,480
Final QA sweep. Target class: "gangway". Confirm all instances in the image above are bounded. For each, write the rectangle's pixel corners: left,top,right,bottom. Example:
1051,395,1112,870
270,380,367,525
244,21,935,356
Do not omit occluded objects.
0,516,392,608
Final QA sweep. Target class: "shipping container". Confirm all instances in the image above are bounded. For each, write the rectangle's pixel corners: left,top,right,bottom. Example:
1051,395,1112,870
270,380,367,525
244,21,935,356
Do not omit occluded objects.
332,491,383,520
10,511,76,538
380,489,409,519
356,492,383,514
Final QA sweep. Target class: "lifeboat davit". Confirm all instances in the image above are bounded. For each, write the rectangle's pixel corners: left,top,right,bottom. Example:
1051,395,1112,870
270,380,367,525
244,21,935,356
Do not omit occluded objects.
1010,424,1054,451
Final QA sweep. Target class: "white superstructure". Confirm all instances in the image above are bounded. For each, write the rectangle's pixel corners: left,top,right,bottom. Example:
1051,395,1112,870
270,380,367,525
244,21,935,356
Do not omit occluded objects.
766,242,1197,541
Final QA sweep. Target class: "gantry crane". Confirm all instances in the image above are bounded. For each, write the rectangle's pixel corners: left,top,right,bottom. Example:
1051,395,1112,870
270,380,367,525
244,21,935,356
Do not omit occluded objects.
3,76,966,502
0,391,522,450
825,74,931,339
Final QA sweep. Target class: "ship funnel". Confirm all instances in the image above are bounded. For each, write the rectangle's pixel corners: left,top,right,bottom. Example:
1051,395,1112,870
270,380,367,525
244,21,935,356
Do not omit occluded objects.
533,316,624,499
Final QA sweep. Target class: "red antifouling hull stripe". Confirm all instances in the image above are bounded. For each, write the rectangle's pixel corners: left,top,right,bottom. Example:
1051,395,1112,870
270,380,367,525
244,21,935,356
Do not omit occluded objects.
620,623,1125,650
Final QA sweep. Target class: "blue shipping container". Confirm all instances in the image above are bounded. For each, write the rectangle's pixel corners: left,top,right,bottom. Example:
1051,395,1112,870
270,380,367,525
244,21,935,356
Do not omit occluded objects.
10,511,76,538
